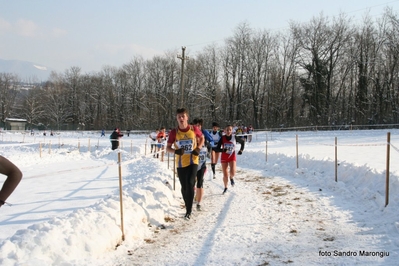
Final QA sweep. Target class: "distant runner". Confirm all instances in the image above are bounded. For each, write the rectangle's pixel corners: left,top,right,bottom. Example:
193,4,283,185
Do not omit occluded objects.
209,122,223,179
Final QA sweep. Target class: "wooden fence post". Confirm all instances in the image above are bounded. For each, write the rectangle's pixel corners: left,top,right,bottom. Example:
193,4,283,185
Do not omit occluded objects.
118,152,125,240
296,135,299,168
167,151,170,169
173,153,176,191
385,132,390,207
335,137,338,182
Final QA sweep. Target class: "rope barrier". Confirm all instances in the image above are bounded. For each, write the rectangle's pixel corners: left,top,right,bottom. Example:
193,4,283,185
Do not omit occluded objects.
335,143,386,147
389,142,399,154
301,140,387,147
3,135,397,153
143,147,167,158
235,133,253,137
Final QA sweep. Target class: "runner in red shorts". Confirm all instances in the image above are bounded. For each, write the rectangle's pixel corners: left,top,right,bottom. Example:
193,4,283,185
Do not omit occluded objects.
215,125,245,194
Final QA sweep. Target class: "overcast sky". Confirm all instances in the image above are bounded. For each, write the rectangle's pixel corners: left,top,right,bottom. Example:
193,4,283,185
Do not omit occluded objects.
1,0,398,73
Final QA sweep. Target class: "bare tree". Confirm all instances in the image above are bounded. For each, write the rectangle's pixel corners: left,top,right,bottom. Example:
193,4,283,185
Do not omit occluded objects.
222,22,252,123
42,72,70,130
191,44,222,125
20,86,46,129
63,67,83,129
145,54,179,128
274,29,302,127
121,57,147,129
245,29,277,128
0,73,20,127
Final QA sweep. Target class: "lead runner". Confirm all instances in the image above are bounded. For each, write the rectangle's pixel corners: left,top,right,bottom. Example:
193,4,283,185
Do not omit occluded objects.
166,108,204,220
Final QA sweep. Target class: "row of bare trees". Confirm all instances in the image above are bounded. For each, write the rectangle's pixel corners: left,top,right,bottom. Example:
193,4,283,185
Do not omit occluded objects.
2,8,399,131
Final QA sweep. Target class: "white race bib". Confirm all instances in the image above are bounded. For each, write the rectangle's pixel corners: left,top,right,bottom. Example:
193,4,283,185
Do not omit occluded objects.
177,139,194,154
224,143,234,154
199,148,207,164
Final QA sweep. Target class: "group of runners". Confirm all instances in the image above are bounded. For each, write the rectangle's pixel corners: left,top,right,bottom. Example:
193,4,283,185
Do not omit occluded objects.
163,108,247,221
234,124,254,142
148,127,167,158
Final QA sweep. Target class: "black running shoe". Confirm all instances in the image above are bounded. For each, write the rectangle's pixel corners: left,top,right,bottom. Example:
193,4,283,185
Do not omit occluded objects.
184,213,191,220
223,188,227,194
230,179,235,187
196,204,201,211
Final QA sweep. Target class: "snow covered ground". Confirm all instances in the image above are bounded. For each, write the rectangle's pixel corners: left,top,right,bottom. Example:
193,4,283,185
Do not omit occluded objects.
0,129,398,265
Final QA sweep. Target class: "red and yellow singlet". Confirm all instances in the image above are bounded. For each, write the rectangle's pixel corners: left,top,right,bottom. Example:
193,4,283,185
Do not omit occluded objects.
168,125,203,168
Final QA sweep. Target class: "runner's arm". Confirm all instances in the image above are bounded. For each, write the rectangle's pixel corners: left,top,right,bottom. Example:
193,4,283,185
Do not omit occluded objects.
235,135,245,152
202,130,214,147
215,138,224,152
166,129,177,153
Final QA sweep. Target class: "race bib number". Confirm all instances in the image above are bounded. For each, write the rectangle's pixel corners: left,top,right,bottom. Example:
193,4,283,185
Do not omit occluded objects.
224,143,234,154
199,150,207,164
177,140,194,154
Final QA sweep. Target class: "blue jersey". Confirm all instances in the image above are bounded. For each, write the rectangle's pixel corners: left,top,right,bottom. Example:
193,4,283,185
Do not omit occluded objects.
202,129,214,147
209,130,222,147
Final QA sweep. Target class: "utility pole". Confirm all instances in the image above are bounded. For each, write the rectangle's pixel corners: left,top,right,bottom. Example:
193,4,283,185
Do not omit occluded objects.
177,47,188,107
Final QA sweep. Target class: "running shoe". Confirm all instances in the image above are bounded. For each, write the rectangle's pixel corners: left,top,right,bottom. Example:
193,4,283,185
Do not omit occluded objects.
184,213,191,220
230,179,235,187
223,188,228,194
196,204,201,211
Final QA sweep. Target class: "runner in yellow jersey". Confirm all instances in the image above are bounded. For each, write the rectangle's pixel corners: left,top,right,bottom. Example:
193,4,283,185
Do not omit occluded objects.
166,108,204,220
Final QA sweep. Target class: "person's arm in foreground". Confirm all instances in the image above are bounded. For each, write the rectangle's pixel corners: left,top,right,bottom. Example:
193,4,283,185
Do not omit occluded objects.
0,155,23,207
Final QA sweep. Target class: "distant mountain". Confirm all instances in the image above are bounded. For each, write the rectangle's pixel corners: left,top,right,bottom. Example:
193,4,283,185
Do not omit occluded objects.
0,59,54,82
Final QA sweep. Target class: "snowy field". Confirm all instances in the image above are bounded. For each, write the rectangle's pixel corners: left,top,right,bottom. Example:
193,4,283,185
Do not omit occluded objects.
0,129,398,265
